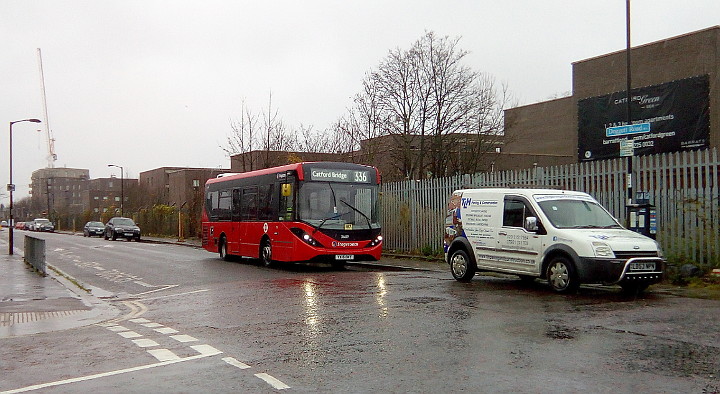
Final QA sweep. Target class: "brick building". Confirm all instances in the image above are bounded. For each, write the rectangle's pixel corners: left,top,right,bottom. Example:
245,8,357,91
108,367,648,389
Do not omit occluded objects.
501,26,719,170
138,167,230,207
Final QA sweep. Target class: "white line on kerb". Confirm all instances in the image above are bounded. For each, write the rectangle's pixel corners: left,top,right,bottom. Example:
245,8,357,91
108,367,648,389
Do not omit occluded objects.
0,353,218,393
254,373,291,390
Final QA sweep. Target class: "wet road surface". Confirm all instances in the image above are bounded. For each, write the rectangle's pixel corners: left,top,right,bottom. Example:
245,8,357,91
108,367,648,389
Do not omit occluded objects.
2,232,719,393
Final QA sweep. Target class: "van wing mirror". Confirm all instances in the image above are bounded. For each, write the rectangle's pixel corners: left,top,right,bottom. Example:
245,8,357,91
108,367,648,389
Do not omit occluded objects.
525,216,538,232
281,183,293,197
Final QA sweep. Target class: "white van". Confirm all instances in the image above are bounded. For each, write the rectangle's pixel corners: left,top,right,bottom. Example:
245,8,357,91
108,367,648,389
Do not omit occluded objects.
443,188,664,293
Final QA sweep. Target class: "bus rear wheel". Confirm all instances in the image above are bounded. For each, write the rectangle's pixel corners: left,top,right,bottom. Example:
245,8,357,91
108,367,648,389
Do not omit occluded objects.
261,240,273,267
219,236,231,261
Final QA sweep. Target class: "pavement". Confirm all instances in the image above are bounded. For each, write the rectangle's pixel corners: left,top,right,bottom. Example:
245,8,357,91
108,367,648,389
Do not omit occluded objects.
0,229,446,339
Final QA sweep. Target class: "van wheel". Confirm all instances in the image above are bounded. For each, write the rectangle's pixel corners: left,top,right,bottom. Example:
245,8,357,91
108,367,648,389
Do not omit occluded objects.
450,249,476,282
218,236,230,261
261,240,273,267
546,257,579,293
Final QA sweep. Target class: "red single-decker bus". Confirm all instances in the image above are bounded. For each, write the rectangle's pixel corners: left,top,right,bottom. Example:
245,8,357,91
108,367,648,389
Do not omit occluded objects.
202,162,382,266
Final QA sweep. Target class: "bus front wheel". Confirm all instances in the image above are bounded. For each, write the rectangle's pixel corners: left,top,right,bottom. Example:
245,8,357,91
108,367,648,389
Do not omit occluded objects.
261,240,273,268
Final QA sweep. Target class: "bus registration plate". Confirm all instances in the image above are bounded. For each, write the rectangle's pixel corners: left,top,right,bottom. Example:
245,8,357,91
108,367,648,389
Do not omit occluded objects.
335,255,354,260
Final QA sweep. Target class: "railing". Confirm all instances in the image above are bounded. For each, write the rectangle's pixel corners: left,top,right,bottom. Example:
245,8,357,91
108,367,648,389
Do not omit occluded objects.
380,148,720,267
24,235,47,275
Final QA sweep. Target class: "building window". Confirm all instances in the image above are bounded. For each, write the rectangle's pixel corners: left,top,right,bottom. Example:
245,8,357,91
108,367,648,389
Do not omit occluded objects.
109,181,113,188
94,208,99,213
94,196,99,200
193,179,200,187
103,196,108,200
115,197,120,202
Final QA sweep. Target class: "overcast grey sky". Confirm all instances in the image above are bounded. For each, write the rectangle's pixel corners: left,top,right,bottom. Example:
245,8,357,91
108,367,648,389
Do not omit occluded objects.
1,1,718,201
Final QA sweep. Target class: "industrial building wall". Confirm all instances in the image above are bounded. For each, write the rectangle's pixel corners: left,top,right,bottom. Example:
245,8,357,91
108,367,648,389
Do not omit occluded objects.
502,26,719,167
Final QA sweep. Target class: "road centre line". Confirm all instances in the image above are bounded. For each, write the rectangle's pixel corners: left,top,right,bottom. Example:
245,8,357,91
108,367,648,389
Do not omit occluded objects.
222,357,251,369
131,284,179,297
139,289,210,301
254,373,291,390
0,353,220,393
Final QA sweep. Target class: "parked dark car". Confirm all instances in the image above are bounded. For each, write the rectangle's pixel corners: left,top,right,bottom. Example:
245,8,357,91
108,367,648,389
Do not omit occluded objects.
32,218,55,232
83,221,105,237
104,217,141,241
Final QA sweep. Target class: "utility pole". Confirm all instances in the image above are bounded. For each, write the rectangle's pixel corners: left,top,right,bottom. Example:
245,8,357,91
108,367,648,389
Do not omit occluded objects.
625,0,634,223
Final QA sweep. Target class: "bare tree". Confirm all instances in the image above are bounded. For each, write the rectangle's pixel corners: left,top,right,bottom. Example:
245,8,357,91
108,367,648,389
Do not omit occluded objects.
349,31,514,180
224,99,259,172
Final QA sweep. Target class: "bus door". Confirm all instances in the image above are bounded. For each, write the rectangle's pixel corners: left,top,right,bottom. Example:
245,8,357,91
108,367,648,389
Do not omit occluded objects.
230,188,242,254
239,186,259,257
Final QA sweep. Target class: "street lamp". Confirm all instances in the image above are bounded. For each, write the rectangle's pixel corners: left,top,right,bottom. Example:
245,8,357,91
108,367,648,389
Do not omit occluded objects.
8,118,42,255
107,164,124,217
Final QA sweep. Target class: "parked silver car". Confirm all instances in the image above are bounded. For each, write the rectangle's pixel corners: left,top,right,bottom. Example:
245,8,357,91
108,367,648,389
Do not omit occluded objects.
31,218,55,232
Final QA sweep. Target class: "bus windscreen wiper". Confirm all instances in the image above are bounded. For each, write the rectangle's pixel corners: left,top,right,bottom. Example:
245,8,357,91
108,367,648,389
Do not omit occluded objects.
341,200,372,229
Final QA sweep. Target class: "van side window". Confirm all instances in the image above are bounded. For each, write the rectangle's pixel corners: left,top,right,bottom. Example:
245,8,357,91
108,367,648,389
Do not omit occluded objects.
503,198,532,228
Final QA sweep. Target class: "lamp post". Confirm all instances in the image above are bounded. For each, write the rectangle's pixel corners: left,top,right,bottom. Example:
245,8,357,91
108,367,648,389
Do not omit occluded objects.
108,164,124,217
8,118,42,255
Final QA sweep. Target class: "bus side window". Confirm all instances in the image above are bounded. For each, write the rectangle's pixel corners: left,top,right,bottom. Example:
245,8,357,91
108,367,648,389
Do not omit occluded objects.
207,190,219,220
217,190,232,221
241,186,258,221
258,184,275,220
232,188,242,221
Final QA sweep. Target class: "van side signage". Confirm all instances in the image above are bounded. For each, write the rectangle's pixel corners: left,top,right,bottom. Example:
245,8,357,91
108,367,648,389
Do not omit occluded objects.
462,198,499,209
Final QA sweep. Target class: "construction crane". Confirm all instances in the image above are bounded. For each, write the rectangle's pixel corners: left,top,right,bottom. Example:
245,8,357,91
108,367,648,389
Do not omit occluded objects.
37,48,57,168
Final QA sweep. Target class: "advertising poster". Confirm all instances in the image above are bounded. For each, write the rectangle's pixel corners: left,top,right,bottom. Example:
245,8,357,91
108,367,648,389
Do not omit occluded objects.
578,75,709,161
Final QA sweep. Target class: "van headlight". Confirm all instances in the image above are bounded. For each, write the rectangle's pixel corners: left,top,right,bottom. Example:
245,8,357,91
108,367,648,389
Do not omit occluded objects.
655,241,664,258
592,242,615,258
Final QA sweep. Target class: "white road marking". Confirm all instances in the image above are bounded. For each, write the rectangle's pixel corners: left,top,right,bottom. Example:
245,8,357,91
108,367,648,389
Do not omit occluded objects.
105,325,128,332
154,327,178,334
118,331,142,339
132,285,178,297
141,322,164,328
254,373,291,390
147,349,181,362
139,289,210,301
132,338,159,348
94,267,105,271
0,353,216,393
170,334,198,343
129,318,150,323
133,281,154,287
222,357,251,370
190,344,222,356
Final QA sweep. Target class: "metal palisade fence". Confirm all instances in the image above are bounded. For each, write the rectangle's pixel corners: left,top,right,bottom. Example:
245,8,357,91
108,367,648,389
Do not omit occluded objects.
380,148,720,268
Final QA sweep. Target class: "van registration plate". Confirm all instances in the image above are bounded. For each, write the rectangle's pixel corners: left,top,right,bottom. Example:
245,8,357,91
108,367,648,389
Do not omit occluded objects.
630,262,656,271
335,255,354,260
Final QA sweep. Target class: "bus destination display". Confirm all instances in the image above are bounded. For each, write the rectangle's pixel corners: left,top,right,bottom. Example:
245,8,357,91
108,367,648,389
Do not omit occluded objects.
310,169,371,183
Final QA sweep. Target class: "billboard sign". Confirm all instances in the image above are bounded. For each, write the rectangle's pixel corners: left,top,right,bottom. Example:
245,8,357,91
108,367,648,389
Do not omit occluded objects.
578,75,709,161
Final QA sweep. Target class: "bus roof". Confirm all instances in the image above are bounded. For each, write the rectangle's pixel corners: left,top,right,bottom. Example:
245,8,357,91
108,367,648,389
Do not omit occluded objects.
205,162,379,186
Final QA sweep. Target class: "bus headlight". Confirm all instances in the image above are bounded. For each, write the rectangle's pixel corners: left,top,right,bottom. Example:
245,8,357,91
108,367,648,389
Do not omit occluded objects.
368,235,383,247
592,241,615,258
290,228,323,247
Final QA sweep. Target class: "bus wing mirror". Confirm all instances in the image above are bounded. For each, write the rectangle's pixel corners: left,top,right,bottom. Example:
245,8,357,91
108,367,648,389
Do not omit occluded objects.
525,216,538,232
281,184,292,197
